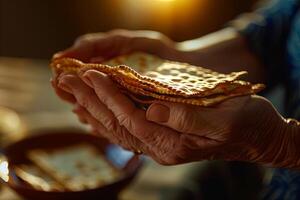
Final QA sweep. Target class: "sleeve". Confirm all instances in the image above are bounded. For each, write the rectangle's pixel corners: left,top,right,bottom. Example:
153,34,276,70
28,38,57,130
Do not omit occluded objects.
231,0,299,87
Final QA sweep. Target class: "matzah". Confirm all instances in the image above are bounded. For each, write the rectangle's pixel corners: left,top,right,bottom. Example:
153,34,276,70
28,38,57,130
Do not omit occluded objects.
27,144,121,191
51,52,264,106
15,165,65,192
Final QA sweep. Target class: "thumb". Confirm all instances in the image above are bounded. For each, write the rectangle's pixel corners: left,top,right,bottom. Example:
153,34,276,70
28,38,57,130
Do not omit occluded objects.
146,102,200,134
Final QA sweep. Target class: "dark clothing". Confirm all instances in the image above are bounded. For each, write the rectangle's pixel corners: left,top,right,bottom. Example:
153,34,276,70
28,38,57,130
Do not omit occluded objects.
234,0,300,198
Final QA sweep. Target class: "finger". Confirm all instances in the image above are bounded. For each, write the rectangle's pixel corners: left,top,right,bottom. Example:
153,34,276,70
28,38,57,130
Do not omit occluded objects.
77,32,137,61
72,104,88,124
58,74,119,132
78,70,220,164
58,74,152,153
74,104,117,141
74,103,126,146
73,111,87,124
90,56,106,63
146,102,223,148
80,70,181,149
53,41,115,62
75,104,153,155
53,33,122,62
50,79,76,103
180,134,220,149
84,119,159,160
146,102,210,135
54,33,106,61
53,43,95,62
74,32,114,48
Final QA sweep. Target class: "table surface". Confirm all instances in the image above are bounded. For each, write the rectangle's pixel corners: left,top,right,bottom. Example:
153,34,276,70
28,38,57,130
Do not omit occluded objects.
0,57,204,200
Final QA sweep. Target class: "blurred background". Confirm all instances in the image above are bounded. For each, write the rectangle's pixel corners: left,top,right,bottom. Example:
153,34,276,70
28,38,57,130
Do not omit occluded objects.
0,1,271,200
1,0,258,59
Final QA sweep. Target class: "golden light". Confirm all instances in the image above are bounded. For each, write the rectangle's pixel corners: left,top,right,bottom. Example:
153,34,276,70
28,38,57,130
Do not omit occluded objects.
155,0,176,2
117,0,200,34
0,159,9,182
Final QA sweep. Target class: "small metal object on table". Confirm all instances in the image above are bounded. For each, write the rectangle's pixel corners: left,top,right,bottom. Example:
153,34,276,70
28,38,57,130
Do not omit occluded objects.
0,57,204,200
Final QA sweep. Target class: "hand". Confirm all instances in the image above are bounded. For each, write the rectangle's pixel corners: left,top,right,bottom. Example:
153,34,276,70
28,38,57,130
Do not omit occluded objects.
55,69,288,165
51,29,181,110
55,71,182,164
53,29,182,63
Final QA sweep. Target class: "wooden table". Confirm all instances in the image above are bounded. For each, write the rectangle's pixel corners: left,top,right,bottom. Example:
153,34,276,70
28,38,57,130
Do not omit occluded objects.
0,57,205,200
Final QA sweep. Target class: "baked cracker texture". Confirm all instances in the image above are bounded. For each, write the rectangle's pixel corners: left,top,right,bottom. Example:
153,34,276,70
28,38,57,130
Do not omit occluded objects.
51,52,264,106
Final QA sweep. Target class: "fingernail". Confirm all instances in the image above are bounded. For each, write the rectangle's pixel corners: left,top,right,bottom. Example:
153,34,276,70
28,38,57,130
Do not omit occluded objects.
146,103,170,123
81,72,93,87
82,70,106,87
58,81,73,93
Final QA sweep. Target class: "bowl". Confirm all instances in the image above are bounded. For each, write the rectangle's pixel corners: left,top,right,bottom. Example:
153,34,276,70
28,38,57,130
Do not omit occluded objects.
0,130,143,200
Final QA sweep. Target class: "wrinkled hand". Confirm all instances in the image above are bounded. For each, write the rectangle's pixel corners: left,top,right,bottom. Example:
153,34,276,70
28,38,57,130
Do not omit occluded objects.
53,69,287,165
53,29,181,63
54,71,182,164
51,29,288,165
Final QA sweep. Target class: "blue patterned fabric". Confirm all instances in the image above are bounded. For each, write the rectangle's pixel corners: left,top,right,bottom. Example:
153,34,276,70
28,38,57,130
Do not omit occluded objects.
263,169,300,200
233,0,300,199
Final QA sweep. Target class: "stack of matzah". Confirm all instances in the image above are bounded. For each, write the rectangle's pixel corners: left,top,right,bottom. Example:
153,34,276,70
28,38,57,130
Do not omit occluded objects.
51,53,264,106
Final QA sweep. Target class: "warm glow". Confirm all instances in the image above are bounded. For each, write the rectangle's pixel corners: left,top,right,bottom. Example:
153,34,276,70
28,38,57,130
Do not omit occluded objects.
155,0,176,2
0,160,9,182
118,0,199,33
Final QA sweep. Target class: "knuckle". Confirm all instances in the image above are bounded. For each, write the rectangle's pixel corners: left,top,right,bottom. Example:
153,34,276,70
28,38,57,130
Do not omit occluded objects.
77,92,94,110
126,135,138,148
179,134,199,149
116,113,131,127
78,96,90,109
141,128,164,146
115,108,138,132
102,116,119,131
116,125,128,139
173,108,196,133
96,86,118,106
127,136,142,152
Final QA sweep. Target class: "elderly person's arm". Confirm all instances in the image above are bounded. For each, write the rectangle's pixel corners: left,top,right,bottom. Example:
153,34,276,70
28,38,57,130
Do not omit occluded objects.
175,28,267,83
